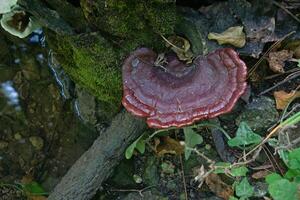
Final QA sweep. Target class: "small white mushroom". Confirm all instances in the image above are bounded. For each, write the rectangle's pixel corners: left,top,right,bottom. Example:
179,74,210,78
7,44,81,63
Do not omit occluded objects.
0,7,40,38
0,0,18,14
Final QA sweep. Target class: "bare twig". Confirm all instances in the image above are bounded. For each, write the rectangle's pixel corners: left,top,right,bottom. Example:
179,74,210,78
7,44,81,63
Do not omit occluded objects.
179,154,188,200
160,34,185,53
258,70,300,95
264,68,300,80
243,125,282,159
176,133,188,200
248,31,295,78
262,145,284,176
275,136,300,151
272,1,300,23
109,185,155,197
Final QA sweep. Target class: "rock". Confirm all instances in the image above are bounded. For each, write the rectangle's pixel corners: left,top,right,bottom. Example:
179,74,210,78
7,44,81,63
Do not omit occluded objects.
74,86,97,126
29,136,44,150
236,96,279,134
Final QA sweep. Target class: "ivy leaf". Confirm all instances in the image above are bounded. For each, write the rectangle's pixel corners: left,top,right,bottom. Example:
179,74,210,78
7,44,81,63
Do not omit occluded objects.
183,127,203,160
268,179,298,200
228,122,262,147
287,148,300,170
230,166,248,177
266,173,283,184
235,178,254,198
285,169,300,180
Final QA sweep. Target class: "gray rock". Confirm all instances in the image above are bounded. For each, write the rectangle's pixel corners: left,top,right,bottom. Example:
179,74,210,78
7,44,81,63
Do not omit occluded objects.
74,86,97,126
236,96,279,134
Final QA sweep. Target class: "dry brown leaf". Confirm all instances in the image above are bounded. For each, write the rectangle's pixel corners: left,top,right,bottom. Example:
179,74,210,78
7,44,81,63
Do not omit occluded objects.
252,170,271,179
294,45,300,58
208,26,246,48
274,89,300,110
205,173,234,200
21,174,34,184
267,50,293,73
155,136,184,156
165,35,194,64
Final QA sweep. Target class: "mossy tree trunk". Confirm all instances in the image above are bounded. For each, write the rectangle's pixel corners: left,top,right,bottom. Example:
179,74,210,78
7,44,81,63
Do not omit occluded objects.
48,111,147,200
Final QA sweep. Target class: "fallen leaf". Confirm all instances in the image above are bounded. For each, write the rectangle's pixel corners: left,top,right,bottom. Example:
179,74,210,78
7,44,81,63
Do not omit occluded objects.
164,35,194,64
155,136,184,156
208,26,246,48
274,90,300,110
252,170,271,179
205,173,234,200
294,45,300,59
267,50,293,73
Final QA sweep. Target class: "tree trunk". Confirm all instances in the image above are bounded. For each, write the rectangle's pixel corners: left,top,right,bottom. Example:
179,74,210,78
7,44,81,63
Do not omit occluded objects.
48,110,147,200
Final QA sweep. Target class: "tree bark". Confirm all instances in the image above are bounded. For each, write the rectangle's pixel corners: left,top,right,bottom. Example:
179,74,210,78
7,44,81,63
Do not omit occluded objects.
48,110,147,200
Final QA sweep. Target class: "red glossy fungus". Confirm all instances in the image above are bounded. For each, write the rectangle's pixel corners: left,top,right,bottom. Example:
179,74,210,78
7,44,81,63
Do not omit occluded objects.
122,48,247,128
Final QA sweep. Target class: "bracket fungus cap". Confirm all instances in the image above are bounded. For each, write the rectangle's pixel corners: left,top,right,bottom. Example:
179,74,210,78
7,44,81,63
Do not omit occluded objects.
122,48,247,128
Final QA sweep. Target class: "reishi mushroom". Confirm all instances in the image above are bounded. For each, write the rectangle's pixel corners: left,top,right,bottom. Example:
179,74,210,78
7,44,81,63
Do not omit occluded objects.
122,48,247,128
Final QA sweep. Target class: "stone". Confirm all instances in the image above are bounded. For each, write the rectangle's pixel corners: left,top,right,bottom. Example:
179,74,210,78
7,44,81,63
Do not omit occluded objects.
236,96,279,134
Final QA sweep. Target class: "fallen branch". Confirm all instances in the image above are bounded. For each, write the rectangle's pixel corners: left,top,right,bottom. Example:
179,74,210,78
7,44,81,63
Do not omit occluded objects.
48,110,147,200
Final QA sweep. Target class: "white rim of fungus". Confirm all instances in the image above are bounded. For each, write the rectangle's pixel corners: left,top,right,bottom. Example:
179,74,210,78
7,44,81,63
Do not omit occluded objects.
0,0,18,14
0,9,40,38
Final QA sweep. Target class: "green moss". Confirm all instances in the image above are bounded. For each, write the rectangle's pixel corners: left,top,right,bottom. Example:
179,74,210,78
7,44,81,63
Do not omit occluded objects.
47,0,177,118
81,0,177,38
48,33,122,115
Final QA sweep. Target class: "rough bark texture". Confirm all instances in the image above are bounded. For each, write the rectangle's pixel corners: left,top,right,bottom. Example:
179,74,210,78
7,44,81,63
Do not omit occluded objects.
48,110,147,200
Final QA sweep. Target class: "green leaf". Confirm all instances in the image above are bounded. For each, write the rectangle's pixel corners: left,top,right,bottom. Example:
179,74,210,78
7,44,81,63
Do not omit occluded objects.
135,139,145,154
287,148,300,170
266,173,283,184
229,196,239,200
125,134,144,159
285,169,300,180
230,166,248,177
228,122,262,147
268,179,298,200
22,181,46,195
183,127,203,160
235,177,254,198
